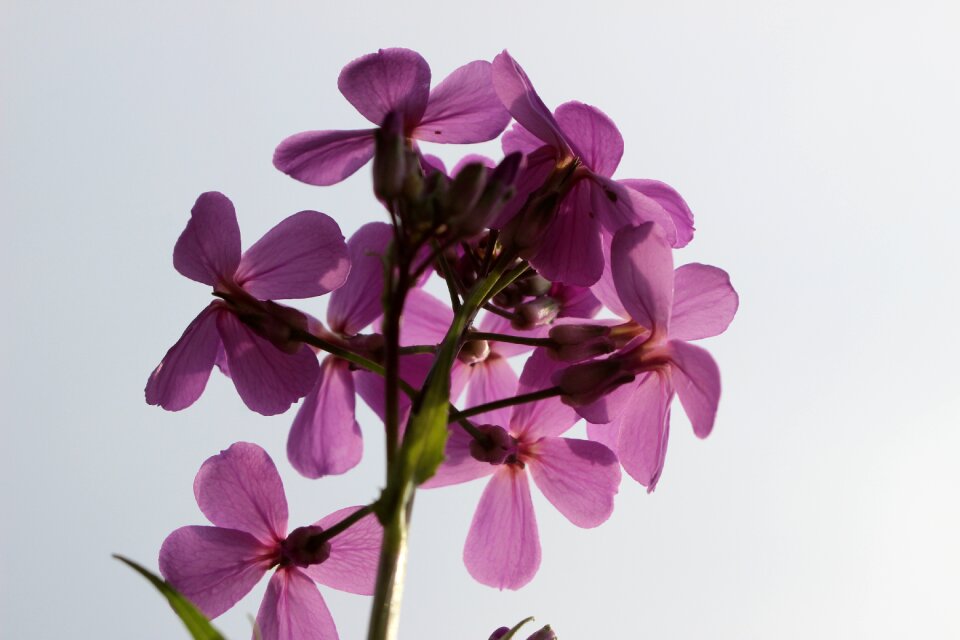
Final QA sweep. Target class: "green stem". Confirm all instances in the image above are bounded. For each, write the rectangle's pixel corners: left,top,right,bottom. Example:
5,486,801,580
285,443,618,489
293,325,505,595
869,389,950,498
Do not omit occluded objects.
366,491,410,640
468,330,554,348
450,386,564,421
398,344,437,355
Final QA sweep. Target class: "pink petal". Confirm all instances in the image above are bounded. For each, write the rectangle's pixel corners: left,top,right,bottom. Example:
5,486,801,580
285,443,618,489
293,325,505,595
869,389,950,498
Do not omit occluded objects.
551,282,602,319
159,525,272,619
414,60,510,143
193,442,289,544
590,176,679,247
464,467,541,590
490,146,558,230
586,420,619,451
574,373,639,424
621,178,695,248
235,211,349,300
501,122,548,156
398,288,452,346
420,153,447,175
491,51,568,152
173,191,241,286
422,425,497,488
670,263,739,341
615,372,673,490
591,232,629,319
354,352,433,423
338,48,431,127
287,357,363,479
669,340,721,438
465,354,518,427
302,506,383,595
527,437,620,528
327,222,393,334
554,101,623,178
217,313,319,416
511,350,578,440
256,569,338,640
145,304,222,411
272,129,376,187
529,182,604,286
610,223,675,337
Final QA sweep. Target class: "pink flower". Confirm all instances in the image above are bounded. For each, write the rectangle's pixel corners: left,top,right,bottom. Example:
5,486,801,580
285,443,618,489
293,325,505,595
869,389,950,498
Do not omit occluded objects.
145,192,349,416
490,50,695,286
274,48,511,186
426,352,621,590
563,223,738,490
159,442,381,640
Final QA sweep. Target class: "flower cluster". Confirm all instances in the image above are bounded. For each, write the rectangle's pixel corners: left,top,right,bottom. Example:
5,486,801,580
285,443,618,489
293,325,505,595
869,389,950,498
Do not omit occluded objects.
145,48,737,640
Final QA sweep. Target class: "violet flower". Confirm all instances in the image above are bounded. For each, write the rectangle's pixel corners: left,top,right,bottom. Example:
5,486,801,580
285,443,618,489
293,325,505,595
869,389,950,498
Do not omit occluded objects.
426,351,621,590
490,50,695,286
274,48,511,186
145,192,349,416
159,442,381,640
562,222,738,489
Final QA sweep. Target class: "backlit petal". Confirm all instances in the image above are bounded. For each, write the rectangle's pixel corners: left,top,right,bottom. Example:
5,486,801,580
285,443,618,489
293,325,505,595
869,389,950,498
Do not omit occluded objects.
256,569,338,640
273,129,376,187
554,101,623,177
621,179,695,248
528,437,620,528
414,60,510,143
491,51,568,152
615,372,672,490
338,48,431,126
146,304,222,411
173,191,241,286
670,263,739,341
302,506,382,595
327,222,393,334
669,340,721,438
610,223,674,337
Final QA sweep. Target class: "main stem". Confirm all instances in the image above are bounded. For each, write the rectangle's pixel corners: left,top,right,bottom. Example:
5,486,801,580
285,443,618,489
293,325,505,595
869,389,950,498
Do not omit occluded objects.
366,254,517,640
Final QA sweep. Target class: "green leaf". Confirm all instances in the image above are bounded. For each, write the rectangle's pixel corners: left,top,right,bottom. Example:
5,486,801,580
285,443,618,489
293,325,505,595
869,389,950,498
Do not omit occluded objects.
114,555,227,640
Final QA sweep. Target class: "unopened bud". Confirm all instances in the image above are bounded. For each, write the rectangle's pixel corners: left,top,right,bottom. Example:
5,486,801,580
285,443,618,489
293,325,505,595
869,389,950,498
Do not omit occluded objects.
448,163,488,217
373,111,406,201
511,297,560,330
549,324,614,361
280,525,331,568
469,425,517,465
517,274,552,297
490,151,522,187
557,358,634,406
502,191,560,254
527,625,557,640
493,283,523,309
458,339,490,365
488,628,510,640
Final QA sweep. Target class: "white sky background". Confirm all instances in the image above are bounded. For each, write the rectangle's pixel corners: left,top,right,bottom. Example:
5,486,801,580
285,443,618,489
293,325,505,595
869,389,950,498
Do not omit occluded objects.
2,1,959,638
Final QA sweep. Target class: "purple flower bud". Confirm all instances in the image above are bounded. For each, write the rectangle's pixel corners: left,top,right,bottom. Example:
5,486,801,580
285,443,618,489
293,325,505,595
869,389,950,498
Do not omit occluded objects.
372,111,407,201
557,358,635,406
548,323,615,361
458,339,491,365
491,151,522,187
280,525,332,568
488,628,510,640
469,425,518,465
518,274,552,297
526,625,557,640
511,297,560,330
493,283,523,309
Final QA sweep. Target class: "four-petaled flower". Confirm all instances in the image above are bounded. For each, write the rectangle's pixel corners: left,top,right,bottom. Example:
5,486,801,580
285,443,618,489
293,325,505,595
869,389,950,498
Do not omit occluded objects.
160,442,382,640
145,192,349,416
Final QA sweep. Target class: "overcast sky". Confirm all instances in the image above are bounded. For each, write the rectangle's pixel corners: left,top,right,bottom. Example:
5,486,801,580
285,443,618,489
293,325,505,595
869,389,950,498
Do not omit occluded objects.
3,1,959,638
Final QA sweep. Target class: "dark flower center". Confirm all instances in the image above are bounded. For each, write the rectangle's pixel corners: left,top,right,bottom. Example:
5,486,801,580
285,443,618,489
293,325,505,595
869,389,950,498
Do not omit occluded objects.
279,525,332,568
469,425,521,466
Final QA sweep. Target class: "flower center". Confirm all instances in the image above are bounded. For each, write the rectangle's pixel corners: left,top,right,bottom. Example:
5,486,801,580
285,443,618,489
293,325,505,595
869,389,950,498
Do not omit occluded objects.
458,339,491,365
279,525,332,568
469,425,522,467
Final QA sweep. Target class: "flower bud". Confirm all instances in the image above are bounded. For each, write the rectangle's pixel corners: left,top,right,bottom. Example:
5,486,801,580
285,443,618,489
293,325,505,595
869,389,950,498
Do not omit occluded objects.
493,283,523,309
280,525,332,568
548,324,615,362
511,297,560,330
526,625,557,640
469,425,517,465
447,162,488,218
458,339,490,365
501,191,560,254
557,358,634,406
372,111,406,201
517,274,552,297
488,628,510,640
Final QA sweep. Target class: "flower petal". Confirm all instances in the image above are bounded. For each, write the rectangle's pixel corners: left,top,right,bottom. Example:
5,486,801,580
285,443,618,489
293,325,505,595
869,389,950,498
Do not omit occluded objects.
193,442,289,543
610,223,674,337
490,146,558,230
287,358,363,479
302,506,382,595
354,352,433,423
146,304,222,411
397,288,452,346
669,340,721,438
256,569,338,640
422,425,497,488
159,525,272,619
491,51,568,152
529,182,604,286
621,179,695,248
464,467,541,590
574,373,639,425
327,222,393,335
451,153,496,177
528,437,620,528
173,191,241,286
511,349,578,440
554,101,623,177
551,282,602,319
235,211,349,300
338,48,431,126
465,354,518,427
670,263,739,341
501,123,548,156
590,177,679,247
273,128,376,187
591,232,629,319
615,371,672,490
414,60,510,143
217,313,319,416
